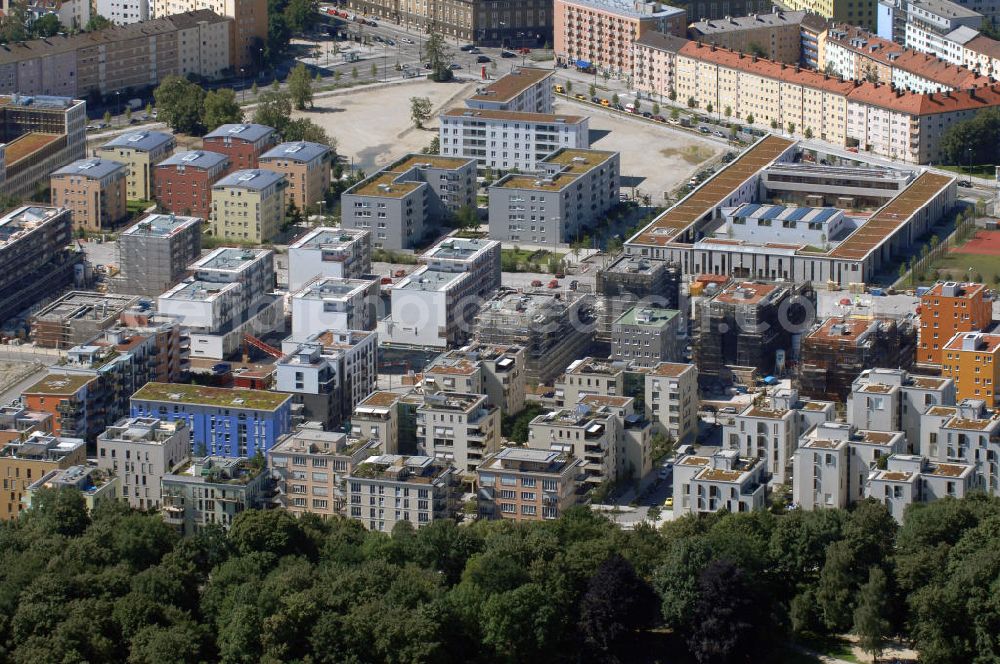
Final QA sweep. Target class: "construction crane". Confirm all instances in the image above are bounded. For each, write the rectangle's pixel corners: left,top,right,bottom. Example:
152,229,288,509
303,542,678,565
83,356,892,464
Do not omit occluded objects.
242,334,282,362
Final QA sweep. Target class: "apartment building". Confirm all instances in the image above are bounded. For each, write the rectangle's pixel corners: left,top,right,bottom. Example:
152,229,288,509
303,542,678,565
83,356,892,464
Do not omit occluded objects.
157,248,281,359
268,427,380,516
258,141,333,212
0,405,52,445
424,343,527,416
113,213,203,298
211,169,287,243
611,306,683,367
467,67,555,113
22,374,96,440
290,277,379,338
477,448,584,521
941,331,1000,404
847,367,955,448
0,11,233,97
722,399,798,484
918,281,992,365
287,227,372,292
643,362,698,443
488,148,620,245
554,0,686,77
527,405,620,488
0,432,86,520
579,393,653,482
153,0,266,69
904,0,983,54
275,330,378,430
633,30,689,97
0,96,86,200
96,130,176,201
866,453,977,521
341,154,477,250
921,398,1000,491
95,417,189,510
154,150,230,219
439,108,590,173
781,0,877,30
345,454,458,532
203,123,278,175
559,357,624,407
131,382,291,457
96,0,148,23
28,0,91,30
23,464,120,512
672,449,767,515
792,425,851,510
351,391,403,453
161,456,270,535
381,237,501,348
417,392,500,475
345,0,552,46
688,10,808,64
30,291,138,349
0,206,79,325
50,158,127,232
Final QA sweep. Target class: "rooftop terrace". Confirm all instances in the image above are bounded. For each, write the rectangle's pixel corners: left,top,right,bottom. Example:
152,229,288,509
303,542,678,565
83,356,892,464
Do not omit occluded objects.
132,382,290,411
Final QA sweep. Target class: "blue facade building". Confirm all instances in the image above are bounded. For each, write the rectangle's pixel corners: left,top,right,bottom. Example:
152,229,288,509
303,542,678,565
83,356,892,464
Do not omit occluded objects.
130,382,292,458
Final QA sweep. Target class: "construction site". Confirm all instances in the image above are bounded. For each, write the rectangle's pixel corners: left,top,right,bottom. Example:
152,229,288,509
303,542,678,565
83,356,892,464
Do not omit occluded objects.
693,280,816,390
798,315,916,402
112,214,203,298
472,289,596,385
595,254,683,345
31,291,139,349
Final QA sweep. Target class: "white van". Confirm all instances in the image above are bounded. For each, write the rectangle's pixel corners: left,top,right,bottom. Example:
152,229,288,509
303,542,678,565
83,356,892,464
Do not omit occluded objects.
624,103,636,113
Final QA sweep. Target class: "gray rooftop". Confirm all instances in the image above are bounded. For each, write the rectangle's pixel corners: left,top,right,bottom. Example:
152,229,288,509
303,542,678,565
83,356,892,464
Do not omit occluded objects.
159,150,228,169
908,0,982,19
295,277,376,298
52,158,125,180
290,227,368,250
0,206,63,245
261,141,331,163
213,169,285,191
101,130,174,152
399,267,467,291
690,10,807,34
193,247,269,272
635,30,690,52
562,0,684,19
121,213,201,237
204,123,276,143
423,237,496,261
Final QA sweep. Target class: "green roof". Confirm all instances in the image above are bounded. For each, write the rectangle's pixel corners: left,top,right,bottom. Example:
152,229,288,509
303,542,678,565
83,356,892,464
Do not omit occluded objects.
131,382,290,411
614,306,680,329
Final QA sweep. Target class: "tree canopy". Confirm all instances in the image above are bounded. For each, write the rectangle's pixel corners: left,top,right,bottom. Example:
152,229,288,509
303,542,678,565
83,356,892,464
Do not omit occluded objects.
940,107,1000,166
3,491,1000,662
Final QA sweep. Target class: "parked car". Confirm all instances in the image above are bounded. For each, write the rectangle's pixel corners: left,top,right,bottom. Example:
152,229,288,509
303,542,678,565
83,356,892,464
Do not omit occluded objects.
449,63,462,69
501,50,516,58
713,130,726,138
547,279,559,289
600,98,610,106
394,269,407,277
531,279,543,287
664,497,673,508
518,47,531,54
698,126,710,134
653,115,666,122
958,180,973,187
554,272,565,279
591,95,601,103
575,93,587,101
569,280,578,291
641,111,652,118
720,406,738,414
401,37,414,44
386,39,396,46
477,55,491,63
460,43,475,51
554,85,565,94
469,47,481,54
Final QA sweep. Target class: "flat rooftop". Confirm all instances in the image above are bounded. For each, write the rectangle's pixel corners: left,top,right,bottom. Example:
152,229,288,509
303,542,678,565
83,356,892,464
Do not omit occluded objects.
802,437,848,449
923,281,987,299
567,357,622,375
560,0,685,19
399,268,467,292
295,277,375,299
827,172,954,259
132,382,290,411
51,158,125,180
193,247,268,272
650,362,694,377
629,135,795,246
469,67,552,104
730,203,840,225
943,332,1000,352
423,237,497,261
614,306,678,328
161,279,239,302
24,373,94,395
357,391,401,408
420,392,485,412
6,132,60,165
443,107,585,124
713,281,779,305
807,317,889,344
34,291,137,322
426,357,479,376
495,148,616,191
0,206,63,246
289,227,368,250
122,213,201,238
101,130,174,152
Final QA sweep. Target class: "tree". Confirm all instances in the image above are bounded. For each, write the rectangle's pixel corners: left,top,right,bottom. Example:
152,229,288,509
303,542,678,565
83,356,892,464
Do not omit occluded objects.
670,108,680,121
747,42,767,58
31,13,62,37
770,119,778,129
787,122,796,134
283,0,314,34
589,83,596,97
565,81,572,93
854,567,890,662
804,127,814,139
687,96,696,108
85,13,113,31
425,32,453,82
202,89,243,131
611,93,619,107
0,1,28,43
940,107,1000,166
103,110,112,125
283,118,330,144
154,75,206,135
652,102,660,115
580,555,658,653
252,90,293,132
287,63,314,110
686,560,763,663
705,102,713,114
251,81,259,96
351,67,358,79
409,96,433,130
746,114,754,124
724,105,732,119
371,62,378,78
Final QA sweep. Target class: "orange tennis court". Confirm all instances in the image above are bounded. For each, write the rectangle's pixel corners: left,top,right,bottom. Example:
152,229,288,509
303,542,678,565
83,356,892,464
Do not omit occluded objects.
957,230,1000,256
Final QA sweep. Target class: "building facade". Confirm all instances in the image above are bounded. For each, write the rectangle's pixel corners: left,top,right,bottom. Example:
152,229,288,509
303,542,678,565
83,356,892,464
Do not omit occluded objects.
154,150,230,219
211,169,287,243
259,141,333,212
161,456,270,535
477,447,584,521
114,213,203,298
50,158,127,232
918,281,991,366
0,432,86,520
95,416,189,510
286,227,373,292
345,454,458,531
96,130,176,201
202,123,278,174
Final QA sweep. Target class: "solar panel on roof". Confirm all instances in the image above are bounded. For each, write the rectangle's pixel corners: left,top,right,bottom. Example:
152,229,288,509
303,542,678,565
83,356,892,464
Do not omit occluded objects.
763,206,782,219
788,207,809,221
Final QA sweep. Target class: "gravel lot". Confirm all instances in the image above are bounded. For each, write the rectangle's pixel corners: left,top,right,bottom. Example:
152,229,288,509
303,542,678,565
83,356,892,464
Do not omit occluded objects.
293,78,478,173
554,98,725,206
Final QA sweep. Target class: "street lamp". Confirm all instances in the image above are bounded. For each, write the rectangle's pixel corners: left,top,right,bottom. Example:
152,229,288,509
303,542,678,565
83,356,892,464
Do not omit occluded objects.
240,68,246,102
115,91,121,126
315,199,325,226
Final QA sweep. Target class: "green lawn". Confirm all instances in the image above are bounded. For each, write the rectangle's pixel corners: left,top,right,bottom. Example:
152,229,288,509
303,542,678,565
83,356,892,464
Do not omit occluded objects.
919,251,1000,285
938,164,996,179
792,635,860,663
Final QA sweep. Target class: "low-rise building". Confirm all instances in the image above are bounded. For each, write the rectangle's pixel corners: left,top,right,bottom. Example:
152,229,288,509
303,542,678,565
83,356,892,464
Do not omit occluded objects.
259,141,333,213
290,276,380,338
341,154,477,250
23,464,119,512
21,374,97,440
50,158,128,232
477,447,584,521
417,392,501,475
95,417,189,510
673,449,767,515
211,168,287,243
527,405,620,488
154,150,230,219
202,123,277,174
0,432,86,520
30,291,139,349
96,130,176,201
921,398,1000,492
488,148,620,245
268,427,380,516
467,67,555,113
439,108,590,172
130,382,292,458
866,453,977,521
345,454,458,531
644,361,698,443
161,456,270,535
286,227,372,292
113,213,203,297
611,306,684,367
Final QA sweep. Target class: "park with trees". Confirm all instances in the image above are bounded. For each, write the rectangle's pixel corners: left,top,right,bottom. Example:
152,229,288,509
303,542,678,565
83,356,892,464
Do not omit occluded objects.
2,488,1000,662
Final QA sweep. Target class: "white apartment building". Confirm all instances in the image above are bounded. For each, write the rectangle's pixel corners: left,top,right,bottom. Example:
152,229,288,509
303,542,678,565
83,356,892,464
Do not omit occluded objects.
424,343,527,416
351,391,404,453
290,276,379,338
286,227,372,292
380,237,501,348
417,392,501,475
560,357,624,406
439,108,590,173
96,0,147,23
345,454,458,531
157,247,281,358
528,406,621,488
866,453,977,521
848,368,956,450
579,394,654,483
921,398,1000,492
465,67,555,113
643,362,698,443
904,0,983,54
673,449,768,516
722,400,798,485
95,417,189,510
792,427,851,511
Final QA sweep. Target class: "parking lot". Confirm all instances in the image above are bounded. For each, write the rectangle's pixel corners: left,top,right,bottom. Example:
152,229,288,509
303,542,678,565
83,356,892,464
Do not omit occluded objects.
556,98,726,206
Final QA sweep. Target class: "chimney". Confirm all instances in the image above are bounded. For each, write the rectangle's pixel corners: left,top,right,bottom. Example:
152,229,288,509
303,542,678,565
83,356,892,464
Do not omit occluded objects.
928,92,934,101
752,55,758,62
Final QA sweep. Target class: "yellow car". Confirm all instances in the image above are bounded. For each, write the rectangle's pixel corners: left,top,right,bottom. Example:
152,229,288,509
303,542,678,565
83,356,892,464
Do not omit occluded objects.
664,497,673,508
554,85,565,94
575,93,587,101
600,98,610,107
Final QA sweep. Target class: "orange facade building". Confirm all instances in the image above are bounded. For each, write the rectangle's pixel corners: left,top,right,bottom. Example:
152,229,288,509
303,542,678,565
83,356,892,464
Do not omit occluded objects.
919,281,992,365
942,332,1000,405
